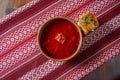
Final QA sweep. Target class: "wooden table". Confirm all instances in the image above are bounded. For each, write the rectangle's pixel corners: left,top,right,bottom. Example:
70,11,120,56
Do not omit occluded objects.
0,1,120,80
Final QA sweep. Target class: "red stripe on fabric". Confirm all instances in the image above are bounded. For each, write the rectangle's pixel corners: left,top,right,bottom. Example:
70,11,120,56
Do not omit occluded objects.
0,0,92,57
0,0,93,79
0,0,89,57
0,33,37,58
0,0,119,79
98,3,120,25
60,36,120,80
41,5,120,80
65,0,93,16
2,53,48,80
71,27,120,65
0,0,58,35
42,25,120,80
0,0,90,58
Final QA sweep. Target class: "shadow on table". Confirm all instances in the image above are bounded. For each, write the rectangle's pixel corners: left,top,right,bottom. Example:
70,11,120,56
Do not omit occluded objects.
114,75,120,80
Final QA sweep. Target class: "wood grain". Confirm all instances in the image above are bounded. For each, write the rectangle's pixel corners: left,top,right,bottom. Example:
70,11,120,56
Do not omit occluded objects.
12,0,32,9
0,0,31,18
0,0,8,18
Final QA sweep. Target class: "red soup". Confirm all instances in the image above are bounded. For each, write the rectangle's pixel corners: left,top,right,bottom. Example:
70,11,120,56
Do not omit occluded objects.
39,17,81,60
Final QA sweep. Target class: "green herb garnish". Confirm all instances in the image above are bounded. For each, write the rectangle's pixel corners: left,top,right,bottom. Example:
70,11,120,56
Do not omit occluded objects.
88,16,93,21
82,16,88,22
85,22,90,26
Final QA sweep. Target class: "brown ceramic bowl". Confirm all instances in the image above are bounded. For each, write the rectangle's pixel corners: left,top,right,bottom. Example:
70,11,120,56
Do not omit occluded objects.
37,17,82,61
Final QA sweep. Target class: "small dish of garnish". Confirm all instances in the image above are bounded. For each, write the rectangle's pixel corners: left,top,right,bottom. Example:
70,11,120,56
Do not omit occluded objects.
78,12,99,34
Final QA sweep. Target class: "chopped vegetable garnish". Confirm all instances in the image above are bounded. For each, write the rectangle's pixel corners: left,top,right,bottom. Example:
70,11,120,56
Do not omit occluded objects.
78,12,99,34
84,22,90,26
82,17,87,22
88,16,93,21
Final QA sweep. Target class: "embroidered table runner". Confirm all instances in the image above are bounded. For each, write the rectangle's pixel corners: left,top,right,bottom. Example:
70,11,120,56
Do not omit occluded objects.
0,0,120,80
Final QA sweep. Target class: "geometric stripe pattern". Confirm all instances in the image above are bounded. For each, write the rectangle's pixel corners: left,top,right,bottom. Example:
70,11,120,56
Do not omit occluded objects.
0,0,120,79
18,60,63,80
61,39,120,80
18,13,120,80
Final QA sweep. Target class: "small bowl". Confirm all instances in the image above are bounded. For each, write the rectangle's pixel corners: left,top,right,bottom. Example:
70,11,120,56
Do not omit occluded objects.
37,17,82,61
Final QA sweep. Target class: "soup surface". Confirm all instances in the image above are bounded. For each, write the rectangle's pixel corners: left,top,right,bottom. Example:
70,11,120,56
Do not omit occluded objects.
40,18,80,59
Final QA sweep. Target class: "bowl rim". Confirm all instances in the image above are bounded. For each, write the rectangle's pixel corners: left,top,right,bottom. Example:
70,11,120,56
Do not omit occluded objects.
37,16,82,61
